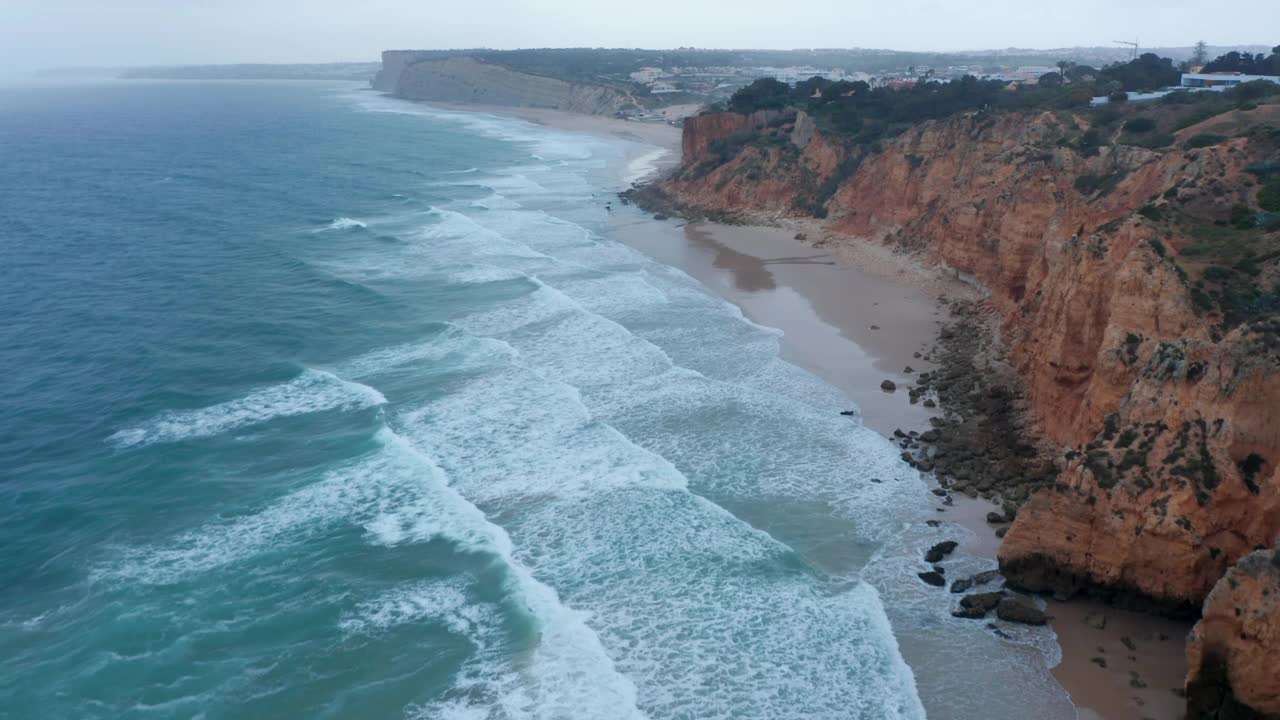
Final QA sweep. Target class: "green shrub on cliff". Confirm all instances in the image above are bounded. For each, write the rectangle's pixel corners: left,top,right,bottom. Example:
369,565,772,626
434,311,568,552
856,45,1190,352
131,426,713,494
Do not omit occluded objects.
1185,134,1227,149
1123,117,1156,133
1259,176,1280,212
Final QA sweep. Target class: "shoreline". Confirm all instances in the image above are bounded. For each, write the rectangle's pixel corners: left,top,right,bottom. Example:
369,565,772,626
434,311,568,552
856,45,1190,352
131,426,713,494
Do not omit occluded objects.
610,213,1191,720
418,99,1192,719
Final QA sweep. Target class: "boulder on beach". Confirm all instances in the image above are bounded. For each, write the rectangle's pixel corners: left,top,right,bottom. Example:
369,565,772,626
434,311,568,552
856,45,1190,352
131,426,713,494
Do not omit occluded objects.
995,596,1048,625
880,379,897,392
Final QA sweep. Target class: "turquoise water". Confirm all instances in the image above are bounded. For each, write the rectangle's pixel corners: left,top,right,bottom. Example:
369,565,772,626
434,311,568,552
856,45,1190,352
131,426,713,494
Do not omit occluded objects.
0,81,1069,719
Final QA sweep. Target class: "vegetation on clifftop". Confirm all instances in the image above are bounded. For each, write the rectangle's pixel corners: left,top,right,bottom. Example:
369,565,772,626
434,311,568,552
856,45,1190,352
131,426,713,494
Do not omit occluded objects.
726,49,1278,144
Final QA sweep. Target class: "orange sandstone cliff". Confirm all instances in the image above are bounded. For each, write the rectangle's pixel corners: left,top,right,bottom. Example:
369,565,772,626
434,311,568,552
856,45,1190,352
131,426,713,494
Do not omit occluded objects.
649,105,1280,712
1185,544,1280,719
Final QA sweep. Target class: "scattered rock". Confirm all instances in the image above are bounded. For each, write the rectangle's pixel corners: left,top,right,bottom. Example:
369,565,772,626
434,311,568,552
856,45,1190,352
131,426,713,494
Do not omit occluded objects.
923,399,937,408
880,379,897,392
986,511,1006,525
839,410,856,416
918,571,946,587
951,569,1003,594
925,520,941,527
931,487,948,497
904,366,915,374
924,540,959,563
869,325,881,330
961,592,1004,611
995,526,1009,538
953,591,1004,619
1121,636,1137,652
1091,656,1108,668
1084,611,1108,630
996,596,1049,625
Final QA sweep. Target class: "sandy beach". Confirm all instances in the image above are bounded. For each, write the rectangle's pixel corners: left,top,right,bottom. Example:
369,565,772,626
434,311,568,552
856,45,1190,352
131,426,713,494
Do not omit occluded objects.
434,100,1193,720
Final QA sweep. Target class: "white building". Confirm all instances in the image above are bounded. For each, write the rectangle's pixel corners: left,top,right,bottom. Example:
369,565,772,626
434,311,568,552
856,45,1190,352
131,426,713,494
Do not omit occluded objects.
1181,72,1280,88
629,67,664,84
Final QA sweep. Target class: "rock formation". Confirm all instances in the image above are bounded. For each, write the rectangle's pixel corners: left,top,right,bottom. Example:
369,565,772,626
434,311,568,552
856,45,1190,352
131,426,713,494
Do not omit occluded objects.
646,103,1280,712
1185,544,1280,718
374,54,638,116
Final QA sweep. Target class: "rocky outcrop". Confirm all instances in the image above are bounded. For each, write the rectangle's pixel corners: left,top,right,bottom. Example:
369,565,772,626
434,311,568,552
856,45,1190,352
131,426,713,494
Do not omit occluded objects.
1185,545,1280,718
655,107,1280,615
378,55,637,116
680,109,794,159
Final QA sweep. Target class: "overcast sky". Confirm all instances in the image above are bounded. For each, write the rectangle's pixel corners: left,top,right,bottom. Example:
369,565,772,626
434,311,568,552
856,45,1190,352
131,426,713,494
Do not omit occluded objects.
2,0,1277,73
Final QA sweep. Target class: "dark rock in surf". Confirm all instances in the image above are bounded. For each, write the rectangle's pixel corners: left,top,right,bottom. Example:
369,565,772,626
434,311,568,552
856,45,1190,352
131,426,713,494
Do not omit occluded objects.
918,571,946,587
925,541,960,563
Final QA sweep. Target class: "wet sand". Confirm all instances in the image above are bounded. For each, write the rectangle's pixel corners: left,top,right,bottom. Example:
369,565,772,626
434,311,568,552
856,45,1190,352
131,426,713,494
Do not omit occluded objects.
612,217,1192,720
1051,600,1191,720
613,220,947,435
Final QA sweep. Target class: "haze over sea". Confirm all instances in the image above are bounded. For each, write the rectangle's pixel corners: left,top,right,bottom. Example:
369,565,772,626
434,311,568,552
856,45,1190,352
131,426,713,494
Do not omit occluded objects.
0,81,1071,719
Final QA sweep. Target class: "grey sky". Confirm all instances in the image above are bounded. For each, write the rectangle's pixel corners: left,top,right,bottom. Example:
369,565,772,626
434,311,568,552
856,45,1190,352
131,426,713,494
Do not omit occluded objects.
2,0,1277,73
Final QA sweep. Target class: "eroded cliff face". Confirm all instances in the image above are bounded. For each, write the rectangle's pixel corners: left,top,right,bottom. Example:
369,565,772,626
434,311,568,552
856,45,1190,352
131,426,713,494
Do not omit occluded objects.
661,108,1280,616
380,55,637,116
1185,545,1280,718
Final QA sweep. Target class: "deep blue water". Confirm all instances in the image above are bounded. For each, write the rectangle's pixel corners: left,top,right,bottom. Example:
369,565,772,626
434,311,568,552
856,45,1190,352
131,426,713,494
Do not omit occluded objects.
0,81,1072,720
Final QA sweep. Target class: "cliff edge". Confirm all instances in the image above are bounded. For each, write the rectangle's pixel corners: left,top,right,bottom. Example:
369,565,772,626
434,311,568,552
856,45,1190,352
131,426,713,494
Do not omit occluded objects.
375,53,638,116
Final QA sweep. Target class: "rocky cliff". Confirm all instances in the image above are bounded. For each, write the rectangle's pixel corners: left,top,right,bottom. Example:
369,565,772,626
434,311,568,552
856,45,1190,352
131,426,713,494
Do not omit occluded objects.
373,50,421,92
375,54,638,116
652,104,1280,708
1186,544,1280,718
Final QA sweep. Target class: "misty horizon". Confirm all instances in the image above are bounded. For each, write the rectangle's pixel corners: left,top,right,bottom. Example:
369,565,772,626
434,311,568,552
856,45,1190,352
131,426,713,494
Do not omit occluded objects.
2,0,1278,76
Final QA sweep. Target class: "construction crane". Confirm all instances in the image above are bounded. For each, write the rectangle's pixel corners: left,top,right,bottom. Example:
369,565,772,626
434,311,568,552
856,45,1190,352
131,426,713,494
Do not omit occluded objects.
1114,39,1139,60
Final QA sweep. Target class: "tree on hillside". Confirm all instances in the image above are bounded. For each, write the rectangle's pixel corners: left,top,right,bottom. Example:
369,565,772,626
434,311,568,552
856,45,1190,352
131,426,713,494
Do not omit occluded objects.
729,77,792,112
1101,53,1180,92
1201,47,1280,75
1192,41,1209,67
1066,64,1099,83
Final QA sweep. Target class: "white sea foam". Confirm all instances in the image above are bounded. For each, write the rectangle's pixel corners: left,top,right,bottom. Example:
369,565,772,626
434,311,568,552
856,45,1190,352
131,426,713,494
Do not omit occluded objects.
339,578,475,635
444,264,528,285
364,429,651,720
333,331,515,381
349,93,597,163
621,147,670,186
391,327,926,719
101,418,651,719
108,369,385,448
316,217,368,232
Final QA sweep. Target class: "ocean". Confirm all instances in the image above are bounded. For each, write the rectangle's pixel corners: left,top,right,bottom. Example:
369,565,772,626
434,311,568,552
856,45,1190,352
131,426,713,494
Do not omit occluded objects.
0,81,1073,719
